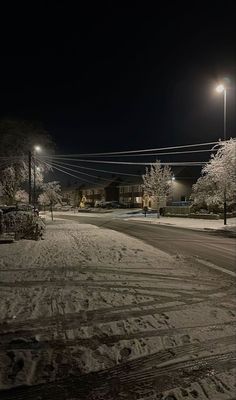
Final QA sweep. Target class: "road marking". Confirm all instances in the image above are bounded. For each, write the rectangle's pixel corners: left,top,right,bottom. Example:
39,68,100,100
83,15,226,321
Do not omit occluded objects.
196,258,236,278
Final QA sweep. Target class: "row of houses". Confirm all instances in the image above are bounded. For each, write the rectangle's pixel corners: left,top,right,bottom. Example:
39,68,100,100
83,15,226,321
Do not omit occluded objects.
61,167,199,209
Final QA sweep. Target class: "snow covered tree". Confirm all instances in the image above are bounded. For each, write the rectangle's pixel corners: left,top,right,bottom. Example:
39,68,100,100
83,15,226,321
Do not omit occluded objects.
0,119,54,204
38,192,49,211
190,176,221,212
40,181,62,220
191,139,236,212
15,190,28,204
142,160,173,216
0,166,27,205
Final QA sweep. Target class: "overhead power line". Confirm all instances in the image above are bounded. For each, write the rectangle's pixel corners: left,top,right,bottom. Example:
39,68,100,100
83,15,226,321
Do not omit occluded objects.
47,159,141,177
50,161,114,182
40,157,205,166
40,140,220,158
43,147,217,160
39,159,98,184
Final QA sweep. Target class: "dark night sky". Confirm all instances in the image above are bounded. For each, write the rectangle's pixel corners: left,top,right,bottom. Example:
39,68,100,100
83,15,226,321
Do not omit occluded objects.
0,3,235,155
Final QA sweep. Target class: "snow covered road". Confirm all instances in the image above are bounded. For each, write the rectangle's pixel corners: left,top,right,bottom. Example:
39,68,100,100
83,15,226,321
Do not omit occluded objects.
0,219,235,399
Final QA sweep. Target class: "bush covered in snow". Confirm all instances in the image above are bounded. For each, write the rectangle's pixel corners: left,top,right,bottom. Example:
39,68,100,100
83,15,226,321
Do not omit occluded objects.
2,211,45,240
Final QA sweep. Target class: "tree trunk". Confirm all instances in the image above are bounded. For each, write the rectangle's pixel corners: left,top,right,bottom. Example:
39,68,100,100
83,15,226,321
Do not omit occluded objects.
50,203,53,221
7,195,15,206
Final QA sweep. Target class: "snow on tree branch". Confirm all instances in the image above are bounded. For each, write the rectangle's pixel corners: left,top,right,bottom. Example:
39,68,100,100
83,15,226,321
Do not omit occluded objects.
191,138,236,210
39,181,62,220
142,160,173,214
15,190,28,204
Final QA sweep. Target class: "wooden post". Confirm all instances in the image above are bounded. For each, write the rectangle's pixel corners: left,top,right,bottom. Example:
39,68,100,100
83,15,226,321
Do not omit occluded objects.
28,151,32,205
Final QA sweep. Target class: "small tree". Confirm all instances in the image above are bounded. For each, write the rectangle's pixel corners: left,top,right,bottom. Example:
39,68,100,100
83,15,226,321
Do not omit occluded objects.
40,181,62,220
0,166,27,205
38,192,49,212
142,160,173,217
15,190,28,205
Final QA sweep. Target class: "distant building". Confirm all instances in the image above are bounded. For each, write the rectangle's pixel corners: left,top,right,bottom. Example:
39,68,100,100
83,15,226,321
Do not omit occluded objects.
61,167,199,209
118,167,199,208
167,166,200,205
61,184,83,207
118,178,143,208
81,178,121,206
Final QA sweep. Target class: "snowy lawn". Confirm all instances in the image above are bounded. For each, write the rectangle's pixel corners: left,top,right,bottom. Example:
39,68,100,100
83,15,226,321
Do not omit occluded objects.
0,218,235,398
123,214,236,233
48,209,236,233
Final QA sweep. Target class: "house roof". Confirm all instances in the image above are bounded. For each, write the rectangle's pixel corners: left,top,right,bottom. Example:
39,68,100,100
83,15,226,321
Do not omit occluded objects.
77,176,122,190
61,167,200,191
118,177,143,186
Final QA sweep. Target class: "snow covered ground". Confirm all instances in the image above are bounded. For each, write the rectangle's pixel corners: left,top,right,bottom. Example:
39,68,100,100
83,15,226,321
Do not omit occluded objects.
48,209,236,233
123,214,236,233
0,218,235,399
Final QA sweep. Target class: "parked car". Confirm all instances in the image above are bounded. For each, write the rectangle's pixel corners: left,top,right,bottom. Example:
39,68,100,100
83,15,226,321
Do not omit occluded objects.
100,201,122,209
81,202,94,209
61,205,73,211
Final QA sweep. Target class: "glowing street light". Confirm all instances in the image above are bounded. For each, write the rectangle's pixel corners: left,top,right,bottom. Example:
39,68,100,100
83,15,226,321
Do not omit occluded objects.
215,84,225,94
34,145,42,153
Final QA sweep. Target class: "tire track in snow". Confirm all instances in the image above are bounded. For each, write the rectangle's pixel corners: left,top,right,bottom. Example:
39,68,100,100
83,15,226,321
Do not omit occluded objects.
0,351,235,400
0,293,234,335
1,321,235,351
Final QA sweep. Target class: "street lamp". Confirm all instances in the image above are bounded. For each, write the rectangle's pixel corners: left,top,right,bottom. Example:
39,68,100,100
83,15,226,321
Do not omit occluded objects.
34,145,42,153
28,146,42,208
215,83,227,224
216,84,225,94
33,146,42,210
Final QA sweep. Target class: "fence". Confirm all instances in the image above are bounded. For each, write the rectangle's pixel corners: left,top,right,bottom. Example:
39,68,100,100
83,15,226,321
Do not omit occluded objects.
165,206,190,215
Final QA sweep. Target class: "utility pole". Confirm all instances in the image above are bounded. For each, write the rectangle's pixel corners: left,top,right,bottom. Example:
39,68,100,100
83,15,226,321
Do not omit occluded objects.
28,150,32,205
33,155,36,211
223,88,227,225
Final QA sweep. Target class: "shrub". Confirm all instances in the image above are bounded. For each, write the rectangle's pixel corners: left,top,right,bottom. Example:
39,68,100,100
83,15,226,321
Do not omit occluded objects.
2,211,46,240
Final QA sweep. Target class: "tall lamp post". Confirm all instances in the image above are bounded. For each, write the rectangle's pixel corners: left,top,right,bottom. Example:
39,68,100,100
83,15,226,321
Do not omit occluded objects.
216,84,227,225
33,146,41,210
28,145,41,209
